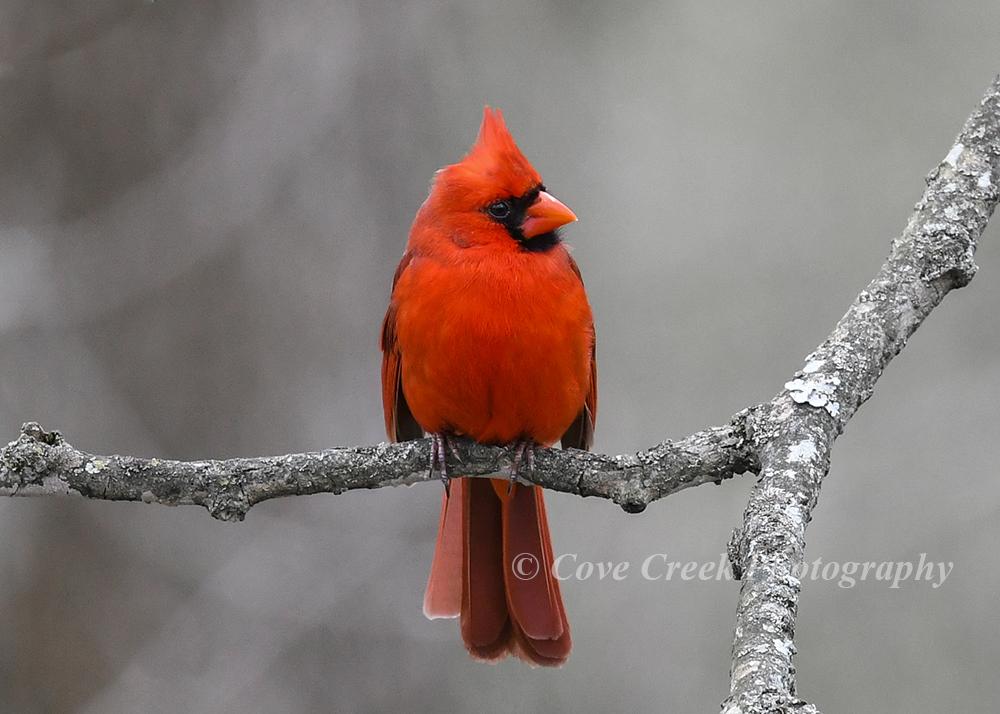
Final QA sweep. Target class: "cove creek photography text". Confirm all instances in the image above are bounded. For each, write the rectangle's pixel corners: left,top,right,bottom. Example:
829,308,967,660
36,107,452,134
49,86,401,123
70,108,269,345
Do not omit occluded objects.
509,552,954,590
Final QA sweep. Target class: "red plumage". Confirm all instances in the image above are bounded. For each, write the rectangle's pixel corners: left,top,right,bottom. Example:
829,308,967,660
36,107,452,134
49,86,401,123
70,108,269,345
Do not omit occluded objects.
381,108,596,666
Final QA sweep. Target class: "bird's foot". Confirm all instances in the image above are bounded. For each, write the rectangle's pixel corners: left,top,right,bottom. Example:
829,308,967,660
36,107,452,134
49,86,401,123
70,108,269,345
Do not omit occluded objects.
429,433,457,496
507,439,537,494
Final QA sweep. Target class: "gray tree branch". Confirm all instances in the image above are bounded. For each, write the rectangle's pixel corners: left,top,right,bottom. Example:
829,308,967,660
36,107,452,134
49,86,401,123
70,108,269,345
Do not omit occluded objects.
722,76,1000,714
1,75,998,714
0,419,755,521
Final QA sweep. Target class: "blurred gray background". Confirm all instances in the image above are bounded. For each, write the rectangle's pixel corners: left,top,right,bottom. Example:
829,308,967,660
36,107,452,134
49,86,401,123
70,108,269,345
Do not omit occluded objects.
1,1,998,712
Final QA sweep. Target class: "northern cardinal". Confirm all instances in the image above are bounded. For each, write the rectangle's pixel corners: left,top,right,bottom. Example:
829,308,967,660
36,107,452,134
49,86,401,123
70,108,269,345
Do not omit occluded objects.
380,108,596,666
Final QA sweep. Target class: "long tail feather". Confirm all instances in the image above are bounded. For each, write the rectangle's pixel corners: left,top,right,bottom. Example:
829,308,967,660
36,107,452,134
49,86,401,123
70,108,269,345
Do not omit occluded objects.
423,477,571,666
502,484,563,639
461,478,512,660
423,480,464,619
503,484,571,665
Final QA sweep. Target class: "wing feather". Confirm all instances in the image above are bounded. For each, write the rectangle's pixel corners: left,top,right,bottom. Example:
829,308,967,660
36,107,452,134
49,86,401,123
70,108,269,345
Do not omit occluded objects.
560,255,597,451
380,252,423,442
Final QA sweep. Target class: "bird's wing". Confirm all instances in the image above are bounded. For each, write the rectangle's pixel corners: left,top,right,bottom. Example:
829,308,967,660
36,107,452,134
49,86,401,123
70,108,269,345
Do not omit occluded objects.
560,255,597,451
380,251,424,442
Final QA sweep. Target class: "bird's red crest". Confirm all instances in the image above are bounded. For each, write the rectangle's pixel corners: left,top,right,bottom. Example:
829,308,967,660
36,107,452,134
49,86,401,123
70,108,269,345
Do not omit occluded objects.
434,107,542,205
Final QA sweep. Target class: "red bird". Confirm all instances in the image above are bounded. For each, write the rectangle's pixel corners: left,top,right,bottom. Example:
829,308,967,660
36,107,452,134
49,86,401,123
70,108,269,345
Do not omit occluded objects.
380,108,596,666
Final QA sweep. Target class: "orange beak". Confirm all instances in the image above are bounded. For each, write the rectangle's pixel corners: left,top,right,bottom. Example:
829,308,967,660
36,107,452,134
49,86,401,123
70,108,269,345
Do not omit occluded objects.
521,191,577,239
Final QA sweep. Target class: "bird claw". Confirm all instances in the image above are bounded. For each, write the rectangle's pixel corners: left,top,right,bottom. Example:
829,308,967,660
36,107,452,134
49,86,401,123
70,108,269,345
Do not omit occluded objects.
507,439,536,495
445,437,464,465
429,433,453,496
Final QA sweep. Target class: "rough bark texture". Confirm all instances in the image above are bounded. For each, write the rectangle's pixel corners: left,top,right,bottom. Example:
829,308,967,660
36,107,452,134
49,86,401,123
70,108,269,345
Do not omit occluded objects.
722,76,1000,714
0,419,757,521
2,76,998,714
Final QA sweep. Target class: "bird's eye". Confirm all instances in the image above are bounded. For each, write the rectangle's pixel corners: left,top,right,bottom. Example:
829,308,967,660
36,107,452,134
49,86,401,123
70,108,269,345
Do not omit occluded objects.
487,200,512,219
